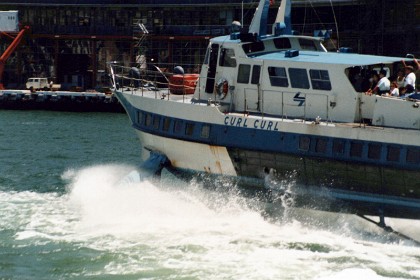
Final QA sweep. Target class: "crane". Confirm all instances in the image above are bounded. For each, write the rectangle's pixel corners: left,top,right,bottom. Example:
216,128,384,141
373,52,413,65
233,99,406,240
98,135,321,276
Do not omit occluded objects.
0,25,29,90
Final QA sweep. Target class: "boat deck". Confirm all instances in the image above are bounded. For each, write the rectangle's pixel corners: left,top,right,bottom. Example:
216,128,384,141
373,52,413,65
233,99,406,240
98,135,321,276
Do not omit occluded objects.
119,86,195,103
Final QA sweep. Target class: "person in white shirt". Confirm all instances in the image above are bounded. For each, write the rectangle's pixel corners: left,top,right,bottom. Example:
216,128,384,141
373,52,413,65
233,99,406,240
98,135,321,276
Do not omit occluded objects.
396,69,405,89
404,65,416,93
368,69,390,95
389,82,399,97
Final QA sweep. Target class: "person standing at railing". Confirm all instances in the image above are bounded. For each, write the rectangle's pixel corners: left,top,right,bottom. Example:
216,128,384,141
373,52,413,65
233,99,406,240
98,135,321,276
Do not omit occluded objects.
403,65,416,93
401,58,418,93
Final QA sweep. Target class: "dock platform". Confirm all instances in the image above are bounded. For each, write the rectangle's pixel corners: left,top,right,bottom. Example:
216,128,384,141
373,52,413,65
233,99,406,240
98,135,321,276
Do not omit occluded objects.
0,90,124,113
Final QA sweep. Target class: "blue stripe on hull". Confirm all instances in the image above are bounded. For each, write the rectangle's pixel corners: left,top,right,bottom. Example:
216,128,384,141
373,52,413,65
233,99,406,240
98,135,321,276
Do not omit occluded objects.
124,104,419,171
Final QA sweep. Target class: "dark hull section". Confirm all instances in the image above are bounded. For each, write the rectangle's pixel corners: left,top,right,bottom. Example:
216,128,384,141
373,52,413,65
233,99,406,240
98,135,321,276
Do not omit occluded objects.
228,148,420,219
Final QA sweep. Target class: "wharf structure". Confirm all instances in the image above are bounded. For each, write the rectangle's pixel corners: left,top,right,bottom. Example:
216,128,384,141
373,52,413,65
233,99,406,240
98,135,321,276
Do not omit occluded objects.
0,0,418,91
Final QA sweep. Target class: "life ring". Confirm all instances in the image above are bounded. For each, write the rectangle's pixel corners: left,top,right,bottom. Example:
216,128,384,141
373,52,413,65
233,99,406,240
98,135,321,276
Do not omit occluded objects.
215,78,229,100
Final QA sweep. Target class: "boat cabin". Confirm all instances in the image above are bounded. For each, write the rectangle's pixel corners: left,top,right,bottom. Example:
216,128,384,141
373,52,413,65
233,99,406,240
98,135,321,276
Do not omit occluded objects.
193,33,418,130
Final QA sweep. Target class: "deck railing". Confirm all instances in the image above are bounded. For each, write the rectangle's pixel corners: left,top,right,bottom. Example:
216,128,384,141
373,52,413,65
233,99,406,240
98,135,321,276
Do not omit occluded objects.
109,63,201,99
109,63,336,123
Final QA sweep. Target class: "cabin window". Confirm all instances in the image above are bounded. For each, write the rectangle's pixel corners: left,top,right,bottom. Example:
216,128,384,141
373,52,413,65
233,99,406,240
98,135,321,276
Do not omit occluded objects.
289,68,310,89
219,48,236,67
141,112,148,125
237,64,251,84
145,113,152,127
387,146,400,162
268,67,288,87
251,65,261,85
309,70,332,91
153,115,160,130
333,139,345,154
273,38,291,49
205,43,219,93
368,143,381,160
406,148,420,164
315,138,328,153
299,38,317,51
242,41,265,54
185,123,195,136
201,124,211,138
174,120,183,134
299,136,310,151
162,117,171,131
350,141,363,158
137,111,143,125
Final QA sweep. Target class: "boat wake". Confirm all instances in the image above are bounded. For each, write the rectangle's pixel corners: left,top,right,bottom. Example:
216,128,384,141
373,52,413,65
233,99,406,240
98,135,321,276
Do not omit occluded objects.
2,164,420,279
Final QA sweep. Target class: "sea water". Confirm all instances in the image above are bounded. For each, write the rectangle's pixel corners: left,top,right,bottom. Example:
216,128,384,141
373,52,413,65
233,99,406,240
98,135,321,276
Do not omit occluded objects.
0,110,419,280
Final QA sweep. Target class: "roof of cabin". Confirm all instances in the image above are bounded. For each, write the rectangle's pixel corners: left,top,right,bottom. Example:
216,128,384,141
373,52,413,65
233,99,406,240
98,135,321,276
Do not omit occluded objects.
213,35,405,66
253,51,404,66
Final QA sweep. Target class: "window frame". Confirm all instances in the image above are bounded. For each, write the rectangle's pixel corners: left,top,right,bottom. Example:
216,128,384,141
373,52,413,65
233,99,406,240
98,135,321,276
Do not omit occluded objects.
299,136,310,151
367,143,381,160
406,148,420,164
387,146,400,162
315,138,328,154
237,64,251,84
219,48,237,67
162,117,171,131
350,141,363,158
200,124,211,138
173,120,183,134
251,65,261,85
288,68,310,89
309,69,332,91
268,66,289,87
153,115,160,130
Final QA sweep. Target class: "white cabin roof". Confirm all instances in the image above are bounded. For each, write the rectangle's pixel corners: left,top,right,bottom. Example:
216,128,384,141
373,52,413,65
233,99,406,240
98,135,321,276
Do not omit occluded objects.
252,51,403,66
213,35,405,67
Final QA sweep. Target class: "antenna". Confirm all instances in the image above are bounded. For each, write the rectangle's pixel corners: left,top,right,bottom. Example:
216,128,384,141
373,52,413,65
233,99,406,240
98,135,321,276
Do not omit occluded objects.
329,0,339,49
241,1,243,26
248,0,270,38
272,0,292,35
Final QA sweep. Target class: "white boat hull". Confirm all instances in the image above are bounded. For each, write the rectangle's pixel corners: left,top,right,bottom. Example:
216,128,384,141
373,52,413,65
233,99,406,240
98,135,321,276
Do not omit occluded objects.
136,129,237,176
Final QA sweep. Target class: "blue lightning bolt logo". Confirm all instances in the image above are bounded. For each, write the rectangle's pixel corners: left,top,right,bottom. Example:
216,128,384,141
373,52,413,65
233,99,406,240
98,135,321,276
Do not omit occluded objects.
293,92,305,106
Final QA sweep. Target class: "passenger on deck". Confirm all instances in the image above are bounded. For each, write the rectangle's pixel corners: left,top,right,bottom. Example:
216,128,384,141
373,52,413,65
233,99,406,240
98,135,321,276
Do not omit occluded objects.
399,87,408,98
364,71,379,95
402,58,420,70
403,65,416,93
350,67,364,92
366,70,389,95
360,69,372,92
389,82,399,97
396,69,405,90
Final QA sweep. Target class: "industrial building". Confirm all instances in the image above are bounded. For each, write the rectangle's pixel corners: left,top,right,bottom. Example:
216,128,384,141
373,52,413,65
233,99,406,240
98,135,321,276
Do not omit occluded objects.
0,0,418,90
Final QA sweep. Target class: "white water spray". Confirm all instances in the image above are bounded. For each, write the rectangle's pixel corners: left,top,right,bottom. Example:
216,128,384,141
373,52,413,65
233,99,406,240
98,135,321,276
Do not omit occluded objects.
3,164,419,279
